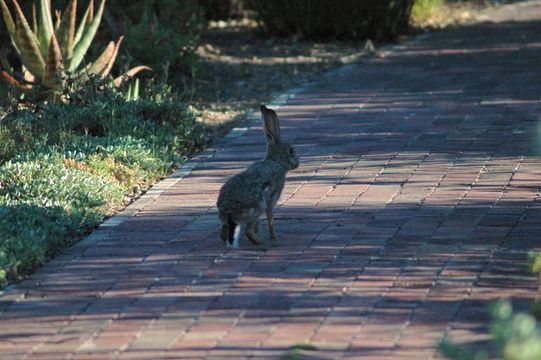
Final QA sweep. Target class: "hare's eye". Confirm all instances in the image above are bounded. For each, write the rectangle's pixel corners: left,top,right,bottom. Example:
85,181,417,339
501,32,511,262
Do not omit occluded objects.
288,147,295,155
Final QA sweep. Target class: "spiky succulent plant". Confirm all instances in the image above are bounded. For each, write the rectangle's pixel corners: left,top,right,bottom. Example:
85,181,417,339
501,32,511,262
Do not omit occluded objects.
0,0,151,100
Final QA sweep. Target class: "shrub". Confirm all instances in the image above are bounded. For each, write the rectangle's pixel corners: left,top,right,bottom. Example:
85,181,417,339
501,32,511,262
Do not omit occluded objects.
108,0,203,34
247,0,415,41
106,0,204,81
198,0,232,20
439,300,541,360
123,10,199,79
198,0,246,20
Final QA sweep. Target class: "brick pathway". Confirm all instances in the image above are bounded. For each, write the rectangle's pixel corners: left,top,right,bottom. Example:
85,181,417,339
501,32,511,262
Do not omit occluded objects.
2,2,541,359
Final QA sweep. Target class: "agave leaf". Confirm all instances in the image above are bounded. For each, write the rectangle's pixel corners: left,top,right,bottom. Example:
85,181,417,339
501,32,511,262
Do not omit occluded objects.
43,32,65,89
11,0,46,79
125,82,132,101
0,51,12,72
0,68,31,90
132,78,140,100
57,0,76,61
100,35,123,78
73,0,92,47
125,78,140,101
23,66,35,83
1,51,34,86
32,4,38,34
38,0,54,58
69,0,104,72
85,40,115,76
36,9,48,57
113,65,152,87
88,0,94,23
54,9,61,30
0,55,32,89
124,81,132,101
0,0,18,51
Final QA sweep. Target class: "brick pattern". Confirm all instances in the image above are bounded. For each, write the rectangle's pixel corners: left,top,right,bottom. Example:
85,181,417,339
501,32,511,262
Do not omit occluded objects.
2,6,541,359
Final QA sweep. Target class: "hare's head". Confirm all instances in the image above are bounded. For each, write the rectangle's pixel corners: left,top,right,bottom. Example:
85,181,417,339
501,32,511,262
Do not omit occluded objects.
260,105,299,171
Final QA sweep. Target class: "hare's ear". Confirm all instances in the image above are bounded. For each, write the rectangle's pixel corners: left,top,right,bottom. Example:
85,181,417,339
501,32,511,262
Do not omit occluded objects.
260,105,281,144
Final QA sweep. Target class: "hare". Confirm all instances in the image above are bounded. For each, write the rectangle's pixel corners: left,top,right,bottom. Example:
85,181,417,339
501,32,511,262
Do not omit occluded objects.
217,105,299,248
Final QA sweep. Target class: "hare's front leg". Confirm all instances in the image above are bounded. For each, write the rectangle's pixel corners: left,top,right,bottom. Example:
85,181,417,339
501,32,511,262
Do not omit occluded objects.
246,220,263,245
266,207,277,241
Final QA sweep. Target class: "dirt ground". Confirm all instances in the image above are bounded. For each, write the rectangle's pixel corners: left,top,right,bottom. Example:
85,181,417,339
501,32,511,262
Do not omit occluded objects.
192,1,507,136
193,19,368,136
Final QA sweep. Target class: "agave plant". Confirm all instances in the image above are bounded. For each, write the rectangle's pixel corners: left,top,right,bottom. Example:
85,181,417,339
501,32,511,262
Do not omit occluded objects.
0,0,151,99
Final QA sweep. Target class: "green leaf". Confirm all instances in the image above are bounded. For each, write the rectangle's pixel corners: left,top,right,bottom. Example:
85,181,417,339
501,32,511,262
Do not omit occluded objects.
57,0,76,61
38,0,55,59
31,4,38,34
68,0,105,72
125,78,140,101
528,251,541,274
54,9,61,31
0,51,12,72
0,0,18,50
73,0,93,46
11,0,46,79
43,31,65,90
133,78,139,100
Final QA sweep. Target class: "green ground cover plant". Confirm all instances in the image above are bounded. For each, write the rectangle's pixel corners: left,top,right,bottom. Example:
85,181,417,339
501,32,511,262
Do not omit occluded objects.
0,82,205,287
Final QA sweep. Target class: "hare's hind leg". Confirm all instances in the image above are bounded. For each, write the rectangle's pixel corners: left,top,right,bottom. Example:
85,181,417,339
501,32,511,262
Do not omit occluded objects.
246,220,263,245
266,208,277,241
220,217,236,244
